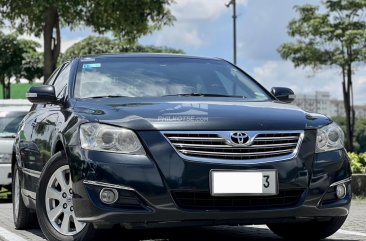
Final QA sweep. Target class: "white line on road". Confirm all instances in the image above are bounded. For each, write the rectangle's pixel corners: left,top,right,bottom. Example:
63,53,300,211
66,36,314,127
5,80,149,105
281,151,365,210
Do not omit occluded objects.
0,227,27,241
338,229,366,237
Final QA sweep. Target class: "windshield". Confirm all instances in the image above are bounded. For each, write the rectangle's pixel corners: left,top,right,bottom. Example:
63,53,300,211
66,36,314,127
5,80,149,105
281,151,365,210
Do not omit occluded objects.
74,57,271,100
0,111,27,138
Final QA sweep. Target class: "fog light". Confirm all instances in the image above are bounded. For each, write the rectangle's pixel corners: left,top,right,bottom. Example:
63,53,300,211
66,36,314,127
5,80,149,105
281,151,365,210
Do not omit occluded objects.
336,184,346,199
100,188,118,204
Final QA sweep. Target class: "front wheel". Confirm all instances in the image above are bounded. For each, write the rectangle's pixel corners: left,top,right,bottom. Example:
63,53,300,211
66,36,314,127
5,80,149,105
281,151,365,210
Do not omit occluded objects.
36,152,97,241
267,216,348,240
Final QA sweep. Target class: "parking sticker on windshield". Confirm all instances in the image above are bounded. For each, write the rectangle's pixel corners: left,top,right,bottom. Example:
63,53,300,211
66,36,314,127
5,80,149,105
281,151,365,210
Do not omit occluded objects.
82,63,101,69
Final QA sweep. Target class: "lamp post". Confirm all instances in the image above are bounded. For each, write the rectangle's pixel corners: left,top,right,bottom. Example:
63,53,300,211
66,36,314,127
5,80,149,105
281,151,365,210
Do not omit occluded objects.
225,0,237,65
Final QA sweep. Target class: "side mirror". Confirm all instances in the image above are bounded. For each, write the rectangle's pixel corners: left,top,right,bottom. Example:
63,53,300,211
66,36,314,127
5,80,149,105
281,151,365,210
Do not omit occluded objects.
26,85,58,104
271,87,295,103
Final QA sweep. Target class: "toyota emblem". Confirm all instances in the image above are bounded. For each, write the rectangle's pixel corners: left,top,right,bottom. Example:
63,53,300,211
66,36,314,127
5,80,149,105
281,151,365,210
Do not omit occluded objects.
230,132,249,145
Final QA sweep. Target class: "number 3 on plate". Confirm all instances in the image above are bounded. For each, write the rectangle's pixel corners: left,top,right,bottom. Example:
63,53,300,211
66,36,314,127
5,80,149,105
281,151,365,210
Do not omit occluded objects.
263,175,270,188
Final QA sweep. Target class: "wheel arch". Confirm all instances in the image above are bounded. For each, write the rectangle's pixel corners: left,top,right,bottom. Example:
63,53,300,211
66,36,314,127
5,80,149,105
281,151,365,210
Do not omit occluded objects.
52,134,67,155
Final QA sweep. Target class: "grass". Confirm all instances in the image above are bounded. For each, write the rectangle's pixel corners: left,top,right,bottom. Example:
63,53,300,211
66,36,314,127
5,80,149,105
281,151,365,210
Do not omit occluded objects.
0,187,10,199
352,195,366,202
0,83,40,99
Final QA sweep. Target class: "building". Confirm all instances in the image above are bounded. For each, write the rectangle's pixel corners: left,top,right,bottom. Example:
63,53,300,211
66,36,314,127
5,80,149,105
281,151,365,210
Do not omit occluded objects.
293,91,366,118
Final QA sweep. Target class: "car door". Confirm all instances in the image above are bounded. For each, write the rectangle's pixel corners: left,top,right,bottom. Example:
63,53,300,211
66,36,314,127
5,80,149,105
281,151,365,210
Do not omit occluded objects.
19,64,70,193
32,63,71,169
18,65,62,173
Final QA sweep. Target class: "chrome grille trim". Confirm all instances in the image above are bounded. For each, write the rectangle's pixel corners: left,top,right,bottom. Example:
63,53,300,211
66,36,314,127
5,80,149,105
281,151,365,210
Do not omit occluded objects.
174,142,298,148
162,130,304,164
180,148,295,156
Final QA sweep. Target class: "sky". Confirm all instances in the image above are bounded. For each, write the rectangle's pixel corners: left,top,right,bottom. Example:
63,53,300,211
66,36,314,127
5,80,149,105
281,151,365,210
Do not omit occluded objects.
4,0,366,104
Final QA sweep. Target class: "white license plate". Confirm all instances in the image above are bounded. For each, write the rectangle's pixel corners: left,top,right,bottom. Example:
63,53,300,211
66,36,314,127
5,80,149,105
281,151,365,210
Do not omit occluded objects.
210,170,278,196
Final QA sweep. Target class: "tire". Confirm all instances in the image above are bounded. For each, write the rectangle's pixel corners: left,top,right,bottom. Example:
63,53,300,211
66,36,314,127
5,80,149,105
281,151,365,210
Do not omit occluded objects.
12,165,37,229
267,216,348,240
36,152,97,241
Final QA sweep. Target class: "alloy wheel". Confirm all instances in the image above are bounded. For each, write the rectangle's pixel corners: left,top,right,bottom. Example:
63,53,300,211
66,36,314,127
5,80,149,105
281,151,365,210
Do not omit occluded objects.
45,165,85,236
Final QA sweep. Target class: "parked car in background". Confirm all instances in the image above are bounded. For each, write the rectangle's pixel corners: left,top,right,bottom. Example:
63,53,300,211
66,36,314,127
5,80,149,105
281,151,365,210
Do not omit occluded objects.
13,54,351,241
0,100,31,195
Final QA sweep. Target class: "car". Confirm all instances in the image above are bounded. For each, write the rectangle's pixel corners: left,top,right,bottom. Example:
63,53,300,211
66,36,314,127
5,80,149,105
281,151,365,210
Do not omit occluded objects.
13,54,351,241
0,100,31,197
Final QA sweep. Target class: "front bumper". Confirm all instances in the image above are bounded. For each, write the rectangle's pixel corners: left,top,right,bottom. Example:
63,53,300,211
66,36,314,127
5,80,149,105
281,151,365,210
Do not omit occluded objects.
0,164,11,186
68,130,352,228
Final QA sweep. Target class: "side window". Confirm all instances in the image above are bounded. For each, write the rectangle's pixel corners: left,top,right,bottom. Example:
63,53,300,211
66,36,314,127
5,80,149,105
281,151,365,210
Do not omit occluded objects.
45,65,63,85
53,64,71,99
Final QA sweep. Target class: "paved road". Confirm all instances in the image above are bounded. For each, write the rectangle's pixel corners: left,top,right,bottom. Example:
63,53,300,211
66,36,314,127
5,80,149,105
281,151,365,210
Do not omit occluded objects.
0,200,365,241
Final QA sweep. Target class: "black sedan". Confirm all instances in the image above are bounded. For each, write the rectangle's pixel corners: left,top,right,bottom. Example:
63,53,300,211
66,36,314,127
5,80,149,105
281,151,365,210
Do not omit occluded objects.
12,54,351,241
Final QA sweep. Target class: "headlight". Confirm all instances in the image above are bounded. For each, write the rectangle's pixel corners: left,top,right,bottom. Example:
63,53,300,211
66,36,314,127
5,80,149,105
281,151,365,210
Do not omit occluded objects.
80,123,145,155
316,122,344,153
0,153,12,163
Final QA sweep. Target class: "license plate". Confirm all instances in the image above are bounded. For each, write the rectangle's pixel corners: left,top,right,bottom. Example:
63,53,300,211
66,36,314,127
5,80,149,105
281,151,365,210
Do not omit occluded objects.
210,170,278,196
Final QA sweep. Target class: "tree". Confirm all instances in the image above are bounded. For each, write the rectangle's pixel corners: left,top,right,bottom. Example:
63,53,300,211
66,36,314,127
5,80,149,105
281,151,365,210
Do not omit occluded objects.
278,0,366,152
18,39,43,82
0,33,23,99
60,36,184,63
0,33,43,99
0,1,175,81
332,116,366,153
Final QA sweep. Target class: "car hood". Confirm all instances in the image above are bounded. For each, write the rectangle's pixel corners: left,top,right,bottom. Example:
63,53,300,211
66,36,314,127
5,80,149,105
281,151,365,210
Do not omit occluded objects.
73,97,332,131
0,138,14,154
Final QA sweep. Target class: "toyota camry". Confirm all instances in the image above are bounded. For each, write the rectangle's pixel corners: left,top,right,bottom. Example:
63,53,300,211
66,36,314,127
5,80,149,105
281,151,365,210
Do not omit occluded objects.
12,54,351,241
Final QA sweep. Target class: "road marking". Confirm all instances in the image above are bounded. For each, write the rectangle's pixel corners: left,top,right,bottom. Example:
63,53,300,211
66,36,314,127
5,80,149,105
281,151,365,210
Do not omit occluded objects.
0,227,27,241
338,229,366,237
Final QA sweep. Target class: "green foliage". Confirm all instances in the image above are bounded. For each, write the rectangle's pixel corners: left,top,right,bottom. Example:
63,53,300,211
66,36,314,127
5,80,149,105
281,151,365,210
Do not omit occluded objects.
18,39,43,82
279,1,366,68
0,1,174,41
348,152,366,173
0,33,42,81
0,0,175,80
0,32,43,99
332,116,366,153
0,83,40,99
0,33,23,80
60,36,184,63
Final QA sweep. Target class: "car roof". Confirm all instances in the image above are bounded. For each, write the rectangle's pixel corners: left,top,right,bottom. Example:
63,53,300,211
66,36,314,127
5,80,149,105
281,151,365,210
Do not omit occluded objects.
78,53,221,61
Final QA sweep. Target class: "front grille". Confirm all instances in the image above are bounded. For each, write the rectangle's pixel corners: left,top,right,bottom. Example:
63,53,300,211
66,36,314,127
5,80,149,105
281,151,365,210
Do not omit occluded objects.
163,131,302,160
172,189,304,210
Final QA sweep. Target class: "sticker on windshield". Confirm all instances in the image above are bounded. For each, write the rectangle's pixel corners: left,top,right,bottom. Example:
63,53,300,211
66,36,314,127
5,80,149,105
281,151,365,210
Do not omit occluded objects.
80,57,95,62
82,63,101,69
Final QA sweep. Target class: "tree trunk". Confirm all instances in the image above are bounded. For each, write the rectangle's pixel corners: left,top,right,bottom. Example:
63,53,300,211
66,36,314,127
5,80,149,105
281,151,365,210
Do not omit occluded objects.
1,77,11,99
1,79,4,99
3,79,10,99
342,64,355,152
43,6,61,83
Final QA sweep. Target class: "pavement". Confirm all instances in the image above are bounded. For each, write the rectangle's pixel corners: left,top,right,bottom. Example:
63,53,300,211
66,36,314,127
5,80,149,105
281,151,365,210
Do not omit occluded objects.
0,199,365,241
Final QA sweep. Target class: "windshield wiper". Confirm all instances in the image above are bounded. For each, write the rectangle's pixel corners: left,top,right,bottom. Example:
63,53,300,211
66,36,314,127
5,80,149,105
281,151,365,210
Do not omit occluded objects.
87,95,129,99
162,93,246,98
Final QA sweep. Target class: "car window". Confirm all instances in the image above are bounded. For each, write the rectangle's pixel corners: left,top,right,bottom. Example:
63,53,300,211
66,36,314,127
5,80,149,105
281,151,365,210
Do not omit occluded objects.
45,65,63,85
0,111,28,137
74,57,271,100
53,63,71,99
31,65,65,110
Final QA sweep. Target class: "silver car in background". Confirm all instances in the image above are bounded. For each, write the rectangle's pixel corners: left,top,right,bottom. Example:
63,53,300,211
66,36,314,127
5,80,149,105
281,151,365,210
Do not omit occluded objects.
0,100,31,193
